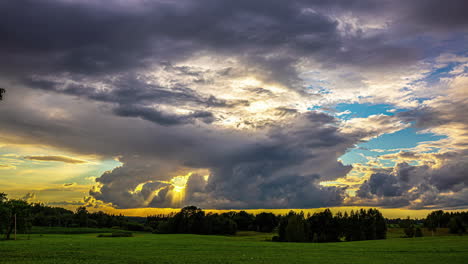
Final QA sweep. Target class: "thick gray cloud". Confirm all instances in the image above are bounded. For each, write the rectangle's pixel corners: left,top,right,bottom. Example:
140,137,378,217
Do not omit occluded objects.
1,0,467,210
355,156,468,209
90,112,354,209
2,0,464,81
0,86,357,208
24,155,88,164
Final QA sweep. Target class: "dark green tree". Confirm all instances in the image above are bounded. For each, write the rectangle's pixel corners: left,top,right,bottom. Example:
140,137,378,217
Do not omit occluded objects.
284,213,308,242
75,206,89,227
414,227,423,237
1,198,32,239
254,212,278,233
449,216,466,235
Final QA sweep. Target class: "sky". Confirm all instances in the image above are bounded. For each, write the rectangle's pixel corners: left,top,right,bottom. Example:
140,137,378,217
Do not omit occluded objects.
0,0,467,217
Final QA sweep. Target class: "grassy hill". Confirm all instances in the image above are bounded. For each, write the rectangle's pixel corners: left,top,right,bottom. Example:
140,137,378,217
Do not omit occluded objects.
1,231,467,264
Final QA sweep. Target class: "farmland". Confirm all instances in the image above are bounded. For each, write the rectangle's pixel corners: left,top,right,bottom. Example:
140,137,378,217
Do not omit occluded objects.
1,230,467,264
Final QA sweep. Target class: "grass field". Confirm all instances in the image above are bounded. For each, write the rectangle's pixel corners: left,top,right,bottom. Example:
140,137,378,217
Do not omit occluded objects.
29,226,121,234
1,230,467,264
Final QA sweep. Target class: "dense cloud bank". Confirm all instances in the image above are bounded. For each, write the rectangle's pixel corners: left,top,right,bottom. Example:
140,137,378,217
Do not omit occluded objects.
90,113,354,209
0,0,467,209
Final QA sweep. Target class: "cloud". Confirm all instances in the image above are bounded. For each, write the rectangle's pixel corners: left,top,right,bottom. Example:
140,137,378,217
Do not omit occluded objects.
352,154,468,209
340,114,409,141
0,164,16,170
0,0,467,210
21,192,37,202
89,112,354,209
113,104,215,126
24,155,88,164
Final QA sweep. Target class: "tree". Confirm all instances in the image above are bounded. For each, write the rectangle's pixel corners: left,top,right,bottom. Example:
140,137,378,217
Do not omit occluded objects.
415,227,423,237
254,212,278,233
449,216,466,235
0,193,9,235
75,206,89,227
1,198,32,239
425,217,437,236
229,211,254,231
284,213,308,242
308,209,340,242
425,210,450,229
0,88,5,100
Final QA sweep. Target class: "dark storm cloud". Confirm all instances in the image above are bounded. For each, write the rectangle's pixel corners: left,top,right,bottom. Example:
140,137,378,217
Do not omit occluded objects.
89,112,354,209
24,155,88,164
3,0,462,81
23,72,249,125
398,0,468,32
113,105,215,126
362,173,403,197
1,0,468,209
355,156,468,209
0,0,335,77
1,85,357,209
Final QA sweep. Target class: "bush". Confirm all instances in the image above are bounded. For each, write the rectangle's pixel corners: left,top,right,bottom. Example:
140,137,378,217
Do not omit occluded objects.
404,226,415,238
125,222,145,231
415,227,423,237
449,217,466,235
112,231,133,237
97,231,133,237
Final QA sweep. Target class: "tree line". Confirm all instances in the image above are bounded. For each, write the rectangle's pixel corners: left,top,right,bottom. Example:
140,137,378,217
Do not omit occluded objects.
146,206,278,235
0,193,149,239
2,192,467,241
425,210,468,235
275,208,387,242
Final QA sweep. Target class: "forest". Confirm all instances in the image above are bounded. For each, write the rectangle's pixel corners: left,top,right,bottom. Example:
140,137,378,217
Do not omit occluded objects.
1,192,467,241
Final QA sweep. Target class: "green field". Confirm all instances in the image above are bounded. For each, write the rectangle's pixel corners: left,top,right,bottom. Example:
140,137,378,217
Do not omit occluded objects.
1,231,467,264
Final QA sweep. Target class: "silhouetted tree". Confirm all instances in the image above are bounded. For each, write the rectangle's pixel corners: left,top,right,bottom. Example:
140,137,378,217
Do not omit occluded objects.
254,212,278,232
277,208,386,243
75,206,89,227
449,216,466,235
284,212,308,242
0,193,9,235
415,227,423,237
424,210,468,236
0,196,32,239
228,211,255,231
0,88,5,100
153,206,237,235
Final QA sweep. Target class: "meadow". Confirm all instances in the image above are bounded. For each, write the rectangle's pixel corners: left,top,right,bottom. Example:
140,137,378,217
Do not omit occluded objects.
1,229,467,264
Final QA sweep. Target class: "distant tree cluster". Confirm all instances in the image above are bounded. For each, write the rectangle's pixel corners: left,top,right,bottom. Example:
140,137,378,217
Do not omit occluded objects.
425,210,468,235
399,217,423,238
0,193,148,239
4,190,468,241
31,204,148,231
147,208,279,235
0,193,31,239
386,217,424,228
275,209,387,243
149,206,236,235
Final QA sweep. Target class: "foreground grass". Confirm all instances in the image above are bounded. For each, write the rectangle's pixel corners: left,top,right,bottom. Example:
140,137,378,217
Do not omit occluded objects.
1,232,467,264
386,227,452,238
30,226,122,234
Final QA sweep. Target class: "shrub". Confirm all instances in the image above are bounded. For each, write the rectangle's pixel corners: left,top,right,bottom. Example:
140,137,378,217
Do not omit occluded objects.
415,227,423,237
404,226,415,238
97,231,133,237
